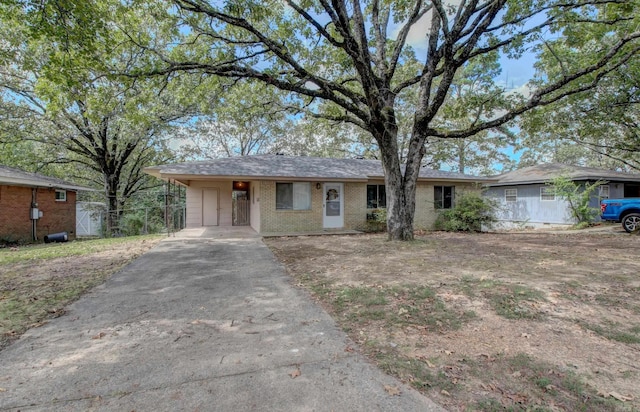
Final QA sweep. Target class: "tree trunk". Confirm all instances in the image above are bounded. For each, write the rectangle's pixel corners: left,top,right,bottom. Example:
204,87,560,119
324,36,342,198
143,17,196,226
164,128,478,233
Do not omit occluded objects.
375,125,424,241
105,173,120,236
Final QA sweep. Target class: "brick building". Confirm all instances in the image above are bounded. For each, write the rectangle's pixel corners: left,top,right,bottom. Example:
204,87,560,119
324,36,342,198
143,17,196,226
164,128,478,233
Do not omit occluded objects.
0,165,92,243
145,155,494,235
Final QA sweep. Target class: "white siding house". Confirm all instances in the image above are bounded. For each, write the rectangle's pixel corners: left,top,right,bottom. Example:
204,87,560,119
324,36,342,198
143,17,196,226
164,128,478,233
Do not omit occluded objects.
485,163,640,229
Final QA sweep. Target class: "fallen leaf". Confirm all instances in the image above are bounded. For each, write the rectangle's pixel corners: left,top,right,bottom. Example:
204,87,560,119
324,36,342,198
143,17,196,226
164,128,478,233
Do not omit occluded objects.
608,392,633,402
289,368,301,379
91,332,106,340
398,308,408,315
441,389,451,397
344,346,355,353
520,333,530,339
0,388,6,392
384,385,401,396
444,350,453,355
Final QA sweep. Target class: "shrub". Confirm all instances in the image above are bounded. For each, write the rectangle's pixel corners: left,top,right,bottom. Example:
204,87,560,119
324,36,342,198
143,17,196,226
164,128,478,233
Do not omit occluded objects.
548,176,603,225
435,192,497,232
366,208,387,232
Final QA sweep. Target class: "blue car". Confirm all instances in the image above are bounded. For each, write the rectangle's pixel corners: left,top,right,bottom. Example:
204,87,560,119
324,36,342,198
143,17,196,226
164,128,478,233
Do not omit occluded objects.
601,198,640,233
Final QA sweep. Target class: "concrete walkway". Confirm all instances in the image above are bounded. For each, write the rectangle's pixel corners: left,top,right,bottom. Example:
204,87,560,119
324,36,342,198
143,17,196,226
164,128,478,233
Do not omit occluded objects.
0,229,442,411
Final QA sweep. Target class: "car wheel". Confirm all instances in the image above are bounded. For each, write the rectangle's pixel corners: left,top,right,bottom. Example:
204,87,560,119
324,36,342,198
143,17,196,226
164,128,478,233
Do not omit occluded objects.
622,213,640,233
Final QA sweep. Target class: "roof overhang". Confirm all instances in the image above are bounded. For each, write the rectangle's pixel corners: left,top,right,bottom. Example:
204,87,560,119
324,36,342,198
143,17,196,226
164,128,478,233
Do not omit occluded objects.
151,172,369,184
0,177,94,191
486,176,640,187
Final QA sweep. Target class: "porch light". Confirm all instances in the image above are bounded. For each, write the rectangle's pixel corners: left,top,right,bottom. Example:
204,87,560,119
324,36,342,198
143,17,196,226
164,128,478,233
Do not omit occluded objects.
233,181,249,190
316,182,321,190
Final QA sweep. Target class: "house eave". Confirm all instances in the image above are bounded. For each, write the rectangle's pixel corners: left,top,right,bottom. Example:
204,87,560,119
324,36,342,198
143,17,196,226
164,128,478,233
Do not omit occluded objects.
487,176,640,187
157,173,370,183
0,177,94,192
151,172,495,185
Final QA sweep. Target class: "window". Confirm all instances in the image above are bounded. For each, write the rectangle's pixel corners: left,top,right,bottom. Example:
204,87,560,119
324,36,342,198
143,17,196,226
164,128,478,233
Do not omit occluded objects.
276,182,311,210
434,186,455,209
367,184,386,209
599,185,610,199
540,186,555,201
55,190,67,202
505,188,517,202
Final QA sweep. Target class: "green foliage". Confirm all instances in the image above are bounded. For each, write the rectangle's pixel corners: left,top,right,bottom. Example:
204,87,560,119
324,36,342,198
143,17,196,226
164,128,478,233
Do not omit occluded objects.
547,176,603,224
366,208,387,232
518,1,640,172
5,0,640,240
435,192,497,232
0,2,193,235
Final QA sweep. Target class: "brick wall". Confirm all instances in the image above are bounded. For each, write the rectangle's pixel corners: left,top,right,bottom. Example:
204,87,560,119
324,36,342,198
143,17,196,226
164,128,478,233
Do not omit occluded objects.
255,180,480,234
260,181,324,233
414,182,480,230
344,182,368,230
0,185,76,243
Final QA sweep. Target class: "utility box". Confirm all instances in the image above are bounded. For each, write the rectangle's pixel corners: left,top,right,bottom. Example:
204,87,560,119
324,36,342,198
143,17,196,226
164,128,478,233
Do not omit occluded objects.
30,208,40,220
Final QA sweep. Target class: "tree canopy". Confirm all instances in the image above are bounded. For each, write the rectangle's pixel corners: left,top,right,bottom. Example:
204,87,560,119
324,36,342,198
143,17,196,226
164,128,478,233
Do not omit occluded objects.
133,0,640,239
0,1,205,233
2,0,639,240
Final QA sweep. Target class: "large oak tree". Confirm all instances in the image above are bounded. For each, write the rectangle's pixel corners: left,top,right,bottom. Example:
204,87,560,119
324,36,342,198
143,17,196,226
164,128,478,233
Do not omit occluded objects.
11,0,639,239
130,0,639,240
0,1,204,233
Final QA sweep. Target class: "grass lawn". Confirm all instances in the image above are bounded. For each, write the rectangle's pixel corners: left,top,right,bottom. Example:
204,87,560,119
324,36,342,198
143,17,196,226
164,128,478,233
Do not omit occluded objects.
0,235,162,349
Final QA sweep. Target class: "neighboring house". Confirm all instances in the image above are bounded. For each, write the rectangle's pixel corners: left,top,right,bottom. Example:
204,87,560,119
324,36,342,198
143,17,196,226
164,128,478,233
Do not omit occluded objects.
485,163,640,229
144,154,494,234
0,165,92,243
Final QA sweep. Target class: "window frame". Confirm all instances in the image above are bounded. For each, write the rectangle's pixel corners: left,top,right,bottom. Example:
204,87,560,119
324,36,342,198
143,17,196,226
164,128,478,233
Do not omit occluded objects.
434,185,455,210
366,184,386,209
55,189,67,202
504,188,517,202
599,185,610,199
540,186,556,201
275,182,311,211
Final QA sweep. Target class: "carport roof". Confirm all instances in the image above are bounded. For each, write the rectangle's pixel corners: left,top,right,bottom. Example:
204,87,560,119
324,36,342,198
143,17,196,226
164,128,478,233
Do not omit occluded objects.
488,163,640,186
0,165,93,191
145,154,495,183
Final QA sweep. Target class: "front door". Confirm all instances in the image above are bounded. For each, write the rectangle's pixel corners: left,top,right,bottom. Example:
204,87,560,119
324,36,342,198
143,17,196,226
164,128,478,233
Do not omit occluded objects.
202,188,219,226
323,183,344,229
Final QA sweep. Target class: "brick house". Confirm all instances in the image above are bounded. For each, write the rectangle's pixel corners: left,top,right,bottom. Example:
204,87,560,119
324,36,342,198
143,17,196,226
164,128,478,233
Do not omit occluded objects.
0,165,92,243
145,155,494,234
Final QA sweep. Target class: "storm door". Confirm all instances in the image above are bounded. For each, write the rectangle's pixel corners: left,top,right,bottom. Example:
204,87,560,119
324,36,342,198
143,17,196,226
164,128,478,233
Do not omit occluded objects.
323,183,344,228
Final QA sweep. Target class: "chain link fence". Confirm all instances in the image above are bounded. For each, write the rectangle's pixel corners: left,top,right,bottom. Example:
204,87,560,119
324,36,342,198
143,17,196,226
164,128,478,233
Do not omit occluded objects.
103,203,185,237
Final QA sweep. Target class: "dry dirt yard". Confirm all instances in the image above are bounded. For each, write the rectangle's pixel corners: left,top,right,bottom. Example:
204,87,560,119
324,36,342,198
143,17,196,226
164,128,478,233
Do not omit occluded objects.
266,231,640,411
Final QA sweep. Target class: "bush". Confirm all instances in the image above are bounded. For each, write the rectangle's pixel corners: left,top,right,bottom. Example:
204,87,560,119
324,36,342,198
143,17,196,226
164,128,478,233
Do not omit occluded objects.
366,208,387,232
435,192,496,232
548,176,603,225
119,210,165,236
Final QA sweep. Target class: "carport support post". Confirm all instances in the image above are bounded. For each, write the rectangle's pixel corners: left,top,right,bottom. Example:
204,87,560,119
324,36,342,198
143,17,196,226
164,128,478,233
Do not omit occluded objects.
164,181,169,236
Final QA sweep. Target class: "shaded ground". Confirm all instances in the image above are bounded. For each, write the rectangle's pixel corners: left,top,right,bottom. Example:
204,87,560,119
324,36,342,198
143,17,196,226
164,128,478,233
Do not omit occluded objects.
266,231,640,411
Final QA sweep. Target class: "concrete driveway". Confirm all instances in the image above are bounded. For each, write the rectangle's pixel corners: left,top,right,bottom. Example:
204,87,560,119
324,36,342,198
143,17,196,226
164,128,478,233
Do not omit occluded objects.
0,229,442,411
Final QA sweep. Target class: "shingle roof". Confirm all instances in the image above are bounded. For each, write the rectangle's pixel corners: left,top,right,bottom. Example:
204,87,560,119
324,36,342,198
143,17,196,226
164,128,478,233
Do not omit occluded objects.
145,155,494,182
488,163,640,186
0,165,93,191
